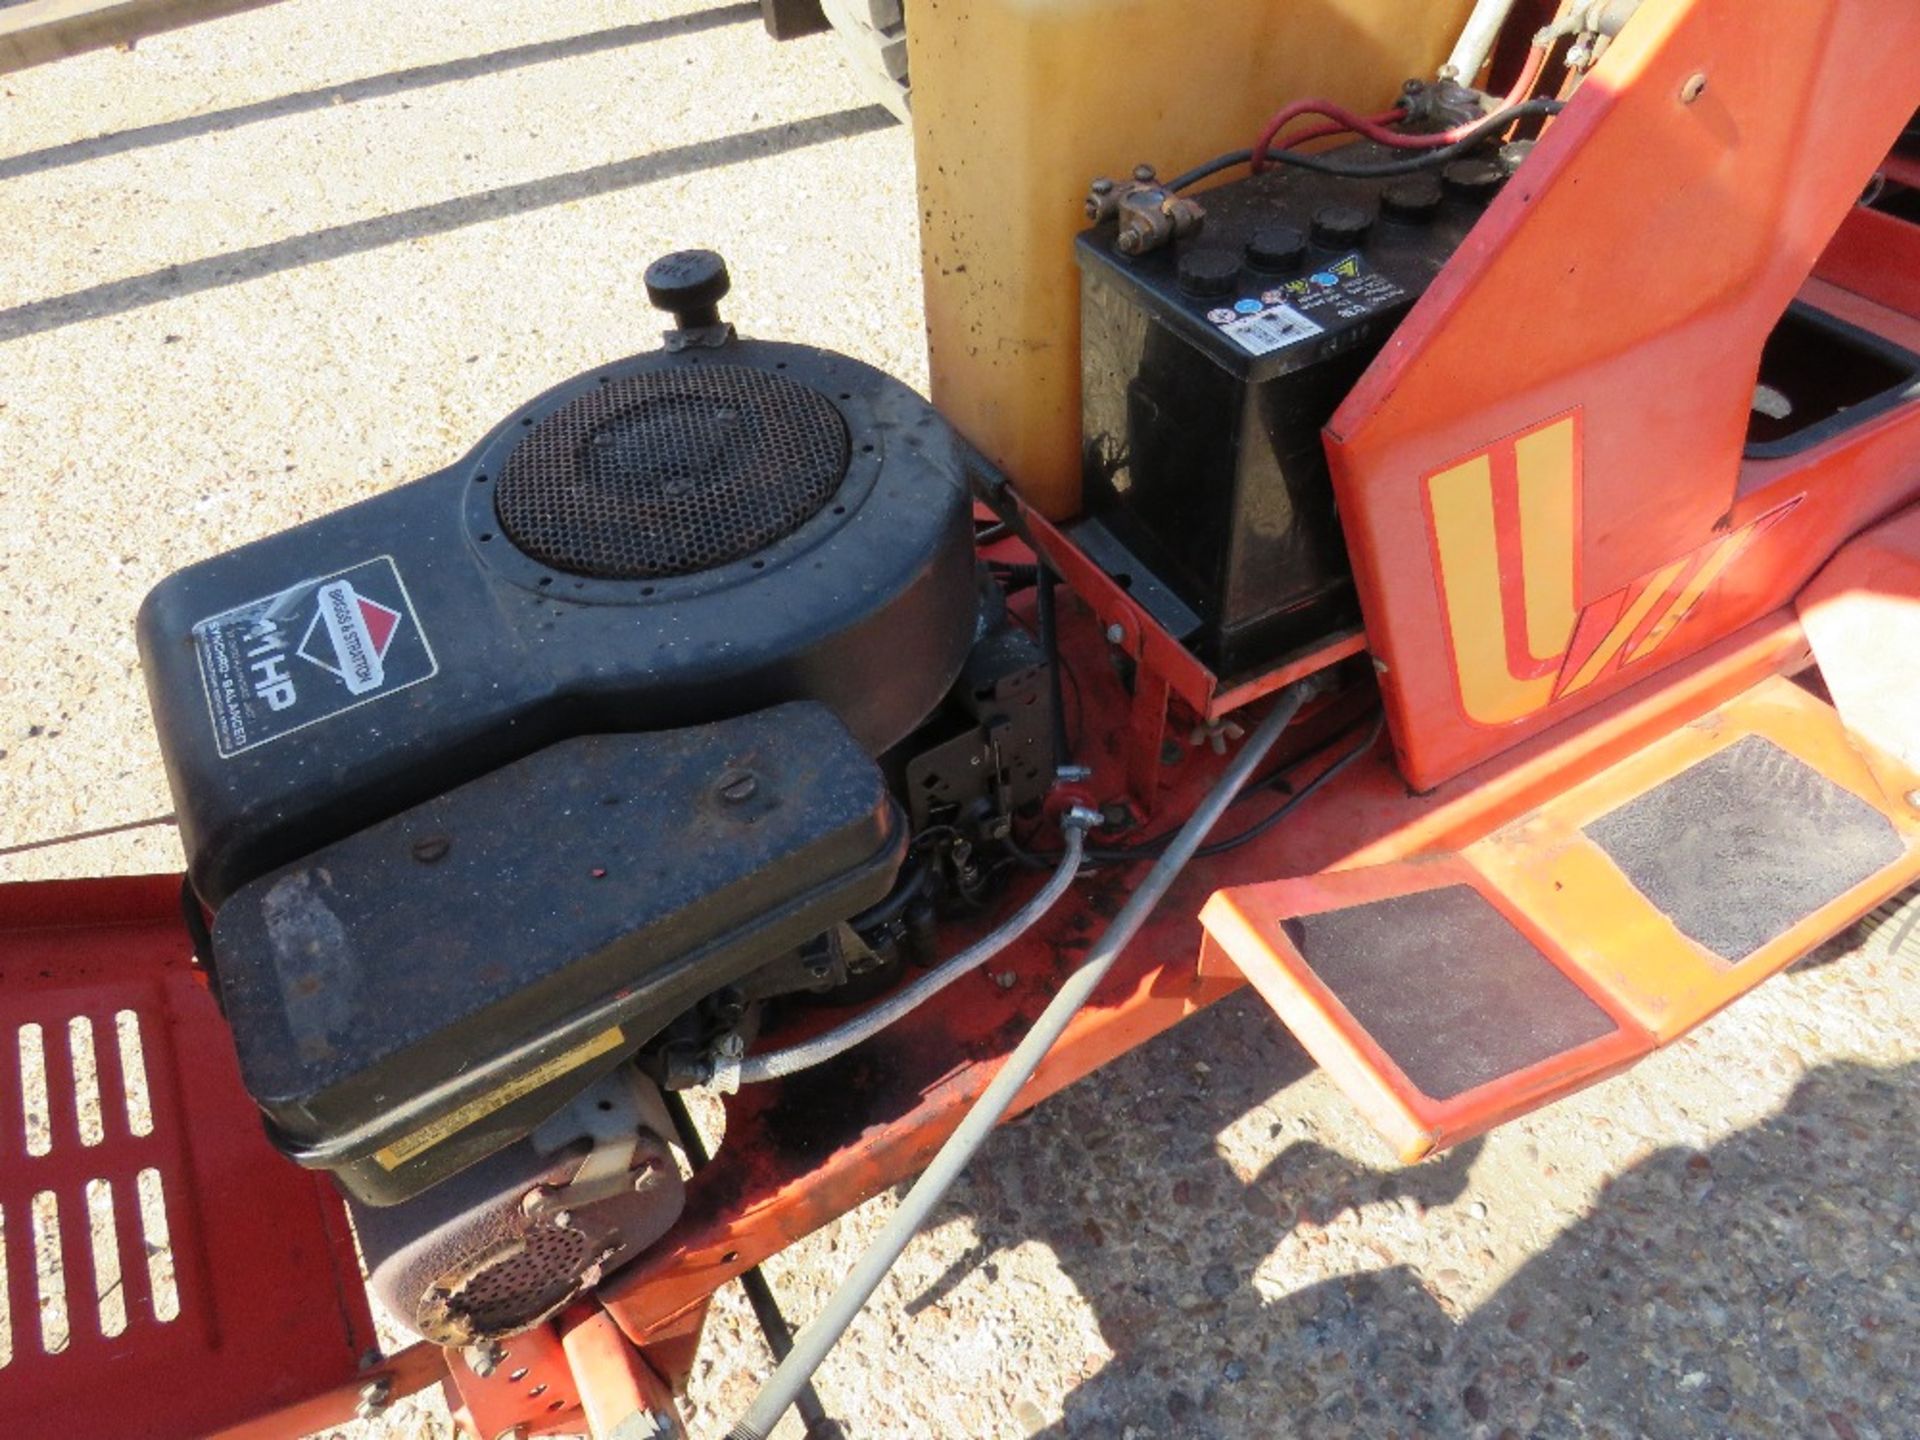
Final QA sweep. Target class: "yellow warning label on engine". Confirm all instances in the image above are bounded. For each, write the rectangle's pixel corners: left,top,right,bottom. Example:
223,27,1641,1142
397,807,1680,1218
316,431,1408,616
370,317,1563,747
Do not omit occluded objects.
373,1025,626,1171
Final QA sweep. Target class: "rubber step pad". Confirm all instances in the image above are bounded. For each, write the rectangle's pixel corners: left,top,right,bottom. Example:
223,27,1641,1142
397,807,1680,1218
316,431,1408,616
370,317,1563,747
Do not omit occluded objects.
1202,676,1920,1160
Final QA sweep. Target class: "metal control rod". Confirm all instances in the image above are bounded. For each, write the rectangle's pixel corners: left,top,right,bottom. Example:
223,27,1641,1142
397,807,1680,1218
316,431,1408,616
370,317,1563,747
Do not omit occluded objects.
725,683,1310,1439
662,1091,839,1437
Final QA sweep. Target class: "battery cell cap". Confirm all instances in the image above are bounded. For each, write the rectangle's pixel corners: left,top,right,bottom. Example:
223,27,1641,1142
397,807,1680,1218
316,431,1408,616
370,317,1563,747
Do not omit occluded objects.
1245,225,1308,272
1442,158,1506,203
1177,247,1243,298
1381,176,1443,223
1310,204,1373,249
1497,139,1535,173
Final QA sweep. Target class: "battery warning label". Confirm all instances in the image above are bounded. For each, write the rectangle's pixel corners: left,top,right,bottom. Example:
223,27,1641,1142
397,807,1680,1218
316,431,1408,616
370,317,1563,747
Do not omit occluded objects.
1209,251,1409,356
1219,302,1323,357
193,556,436,758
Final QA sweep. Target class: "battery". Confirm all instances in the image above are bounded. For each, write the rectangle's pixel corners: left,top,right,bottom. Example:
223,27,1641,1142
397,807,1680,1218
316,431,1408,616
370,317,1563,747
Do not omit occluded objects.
1075,144,1503,678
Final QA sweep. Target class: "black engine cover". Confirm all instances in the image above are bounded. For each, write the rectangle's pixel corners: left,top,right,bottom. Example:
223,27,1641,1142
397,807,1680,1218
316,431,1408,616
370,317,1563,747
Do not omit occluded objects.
212,704,900,1205
140,338,977,904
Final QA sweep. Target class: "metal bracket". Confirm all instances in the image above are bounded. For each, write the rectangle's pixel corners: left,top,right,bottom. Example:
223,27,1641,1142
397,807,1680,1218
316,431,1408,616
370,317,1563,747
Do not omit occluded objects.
520,1070,673,1222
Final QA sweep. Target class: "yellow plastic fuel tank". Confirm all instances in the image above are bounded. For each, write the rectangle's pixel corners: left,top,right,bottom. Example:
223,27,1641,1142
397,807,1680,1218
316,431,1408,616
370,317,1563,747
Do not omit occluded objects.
908,0,1476,518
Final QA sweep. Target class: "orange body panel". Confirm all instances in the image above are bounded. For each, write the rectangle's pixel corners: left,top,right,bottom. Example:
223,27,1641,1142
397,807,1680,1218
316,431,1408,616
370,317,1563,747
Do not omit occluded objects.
1474,679,1920,1036
1818,202,1920,319
1326,0,1920,789
1198,858,1651,1163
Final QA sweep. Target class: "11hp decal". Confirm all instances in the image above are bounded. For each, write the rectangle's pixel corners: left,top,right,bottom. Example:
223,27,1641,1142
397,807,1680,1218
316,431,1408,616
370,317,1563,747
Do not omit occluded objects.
192,556,437,757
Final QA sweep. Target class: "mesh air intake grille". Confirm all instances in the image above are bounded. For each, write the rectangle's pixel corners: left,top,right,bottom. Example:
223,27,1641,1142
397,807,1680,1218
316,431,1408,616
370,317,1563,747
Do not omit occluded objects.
495,365,849,579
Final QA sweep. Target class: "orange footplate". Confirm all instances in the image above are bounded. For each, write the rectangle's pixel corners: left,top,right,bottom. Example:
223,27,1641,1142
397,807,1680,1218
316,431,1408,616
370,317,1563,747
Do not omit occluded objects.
1200,676,1920,1160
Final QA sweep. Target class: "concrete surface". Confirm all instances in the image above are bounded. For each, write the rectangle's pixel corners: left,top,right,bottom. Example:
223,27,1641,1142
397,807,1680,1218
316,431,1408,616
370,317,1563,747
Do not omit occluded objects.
1,5,1915,1439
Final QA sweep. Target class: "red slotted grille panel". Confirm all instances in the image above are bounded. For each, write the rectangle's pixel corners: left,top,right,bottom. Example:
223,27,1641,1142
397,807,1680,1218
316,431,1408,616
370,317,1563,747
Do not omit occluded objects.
0,875,378,1440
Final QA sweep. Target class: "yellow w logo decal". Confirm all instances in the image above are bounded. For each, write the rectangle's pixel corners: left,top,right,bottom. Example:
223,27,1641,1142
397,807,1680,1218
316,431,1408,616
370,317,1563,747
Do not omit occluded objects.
1423,414,1797,726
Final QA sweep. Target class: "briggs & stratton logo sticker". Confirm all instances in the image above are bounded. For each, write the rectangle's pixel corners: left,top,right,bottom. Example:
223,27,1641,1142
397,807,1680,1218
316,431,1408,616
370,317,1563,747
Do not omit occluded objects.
296,580,402,694
193,556,436,757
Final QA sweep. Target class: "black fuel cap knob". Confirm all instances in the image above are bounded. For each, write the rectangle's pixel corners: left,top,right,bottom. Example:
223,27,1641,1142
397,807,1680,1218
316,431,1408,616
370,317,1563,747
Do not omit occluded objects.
1246,224,1307,272
645,249,731,329
1381,176,1443,223
1177,247,1242,298
1311,203,1373,249
1441,159,1506,204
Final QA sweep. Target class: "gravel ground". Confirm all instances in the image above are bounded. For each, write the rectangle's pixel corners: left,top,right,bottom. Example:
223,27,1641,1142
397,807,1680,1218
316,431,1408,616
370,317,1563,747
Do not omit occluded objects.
2,6,1916,1440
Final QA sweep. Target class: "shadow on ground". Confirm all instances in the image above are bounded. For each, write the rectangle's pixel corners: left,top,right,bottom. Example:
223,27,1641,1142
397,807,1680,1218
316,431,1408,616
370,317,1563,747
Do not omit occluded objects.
0,105,891,342
913,992,1915,1440
0,4,763,184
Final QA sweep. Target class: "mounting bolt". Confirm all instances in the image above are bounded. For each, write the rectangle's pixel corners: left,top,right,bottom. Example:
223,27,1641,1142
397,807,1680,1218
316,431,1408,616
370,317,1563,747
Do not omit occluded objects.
465,1340,506,1379
494,1428,529,1440
717,771,758,803
354,1377,393,1421
1679,72,1707,103
1905,788,1920,811
1104,622,1126,645
411,835,451,864
551,1208,573,1229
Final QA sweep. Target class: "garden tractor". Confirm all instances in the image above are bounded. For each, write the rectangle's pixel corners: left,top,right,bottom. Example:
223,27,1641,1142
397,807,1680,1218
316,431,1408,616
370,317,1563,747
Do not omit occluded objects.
2,0,1918,1436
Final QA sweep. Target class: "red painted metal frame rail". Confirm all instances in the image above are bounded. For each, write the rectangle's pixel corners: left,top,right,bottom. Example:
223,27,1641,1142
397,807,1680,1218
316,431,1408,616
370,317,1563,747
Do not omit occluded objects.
1013,501,1366,805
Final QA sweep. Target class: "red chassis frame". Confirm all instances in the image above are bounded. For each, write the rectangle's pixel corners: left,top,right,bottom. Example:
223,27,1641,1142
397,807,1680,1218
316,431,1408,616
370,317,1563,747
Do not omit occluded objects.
7,0,1920,1434
0,600,1843,1440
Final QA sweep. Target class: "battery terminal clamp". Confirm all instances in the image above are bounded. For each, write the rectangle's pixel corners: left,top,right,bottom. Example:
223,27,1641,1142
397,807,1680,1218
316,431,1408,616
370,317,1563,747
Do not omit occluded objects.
1086,165,1206,257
